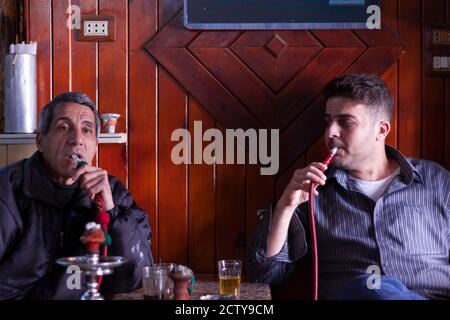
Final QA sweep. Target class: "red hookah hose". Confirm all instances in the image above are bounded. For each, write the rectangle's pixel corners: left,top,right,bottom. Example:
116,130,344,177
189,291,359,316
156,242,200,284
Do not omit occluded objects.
308,148,337,300
94,194,110,287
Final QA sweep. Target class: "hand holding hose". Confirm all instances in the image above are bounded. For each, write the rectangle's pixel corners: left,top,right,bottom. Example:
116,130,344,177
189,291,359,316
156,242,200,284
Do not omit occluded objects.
278,162,329,209
268,153,334,258
71,165,114,211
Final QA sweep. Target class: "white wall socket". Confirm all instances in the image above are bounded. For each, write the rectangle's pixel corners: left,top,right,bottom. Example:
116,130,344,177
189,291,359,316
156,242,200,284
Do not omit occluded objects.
433,56,441,69
84,21,108,36
433,56,450,71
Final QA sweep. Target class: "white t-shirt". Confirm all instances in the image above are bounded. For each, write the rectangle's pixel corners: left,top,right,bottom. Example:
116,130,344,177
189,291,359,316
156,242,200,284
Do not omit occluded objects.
347,168,401,201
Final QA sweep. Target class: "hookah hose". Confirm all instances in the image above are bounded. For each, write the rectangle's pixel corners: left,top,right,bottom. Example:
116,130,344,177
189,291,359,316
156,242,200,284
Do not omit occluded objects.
308,147,337,300
94,194,110,287
72,156,110,288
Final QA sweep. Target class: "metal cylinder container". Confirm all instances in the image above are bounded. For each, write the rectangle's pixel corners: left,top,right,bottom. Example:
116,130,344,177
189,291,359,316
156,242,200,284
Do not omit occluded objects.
4,51,37,133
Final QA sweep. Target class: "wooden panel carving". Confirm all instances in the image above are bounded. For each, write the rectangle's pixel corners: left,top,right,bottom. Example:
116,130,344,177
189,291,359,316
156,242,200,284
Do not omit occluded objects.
145,11,406,176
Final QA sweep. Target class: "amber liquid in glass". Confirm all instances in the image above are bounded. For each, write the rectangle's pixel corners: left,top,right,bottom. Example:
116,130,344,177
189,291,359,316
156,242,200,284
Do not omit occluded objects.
219,276,241,296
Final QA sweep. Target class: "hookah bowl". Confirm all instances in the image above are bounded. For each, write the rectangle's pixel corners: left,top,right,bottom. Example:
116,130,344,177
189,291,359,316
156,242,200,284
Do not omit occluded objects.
56,226,127,301
56,254,127,300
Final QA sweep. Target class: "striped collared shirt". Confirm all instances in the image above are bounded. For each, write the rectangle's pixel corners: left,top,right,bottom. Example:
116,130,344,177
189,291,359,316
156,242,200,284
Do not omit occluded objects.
246,145,450,299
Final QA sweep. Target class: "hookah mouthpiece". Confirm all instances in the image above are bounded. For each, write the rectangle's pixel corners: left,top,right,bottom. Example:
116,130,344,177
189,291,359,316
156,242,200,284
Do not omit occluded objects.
329,147,338,155
321,147,338,168
70,154,88,168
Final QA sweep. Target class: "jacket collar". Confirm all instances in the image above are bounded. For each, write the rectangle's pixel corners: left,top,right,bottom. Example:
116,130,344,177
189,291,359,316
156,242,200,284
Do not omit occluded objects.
327,145,424,189
22,152,93,210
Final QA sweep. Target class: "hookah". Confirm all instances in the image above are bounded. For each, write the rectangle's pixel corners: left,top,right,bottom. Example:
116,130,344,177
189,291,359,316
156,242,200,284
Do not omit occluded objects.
56,155,127,300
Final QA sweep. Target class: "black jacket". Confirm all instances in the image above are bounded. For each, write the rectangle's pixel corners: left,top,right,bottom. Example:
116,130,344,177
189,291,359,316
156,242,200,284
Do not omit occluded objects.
0,152,153,299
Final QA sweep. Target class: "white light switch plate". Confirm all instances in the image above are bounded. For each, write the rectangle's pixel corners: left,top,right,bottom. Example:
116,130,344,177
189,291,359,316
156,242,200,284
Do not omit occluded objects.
433,56,441,69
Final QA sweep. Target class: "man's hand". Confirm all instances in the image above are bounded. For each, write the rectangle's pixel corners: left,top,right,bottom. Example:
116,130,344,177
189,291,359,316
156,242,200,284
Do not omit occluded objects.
278,162,328,209
266,162,329,257
72,165,114,211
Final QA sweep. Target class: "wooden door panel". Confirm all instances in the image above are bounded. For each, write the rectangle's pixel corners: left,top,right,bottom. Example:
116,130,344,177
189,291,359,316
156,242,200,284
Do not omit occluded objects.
158,68,188,264
188,98,216,273
278,47,365,130
71,0,97,100
398,0,421,157
29,0,51,113
159,0,183,29
52,0,71,96
246,164,275,272
422,0,446,164
97,0,127,184
144,11,405,178
129,0,159,260
215,139,246,262
230,31,322,93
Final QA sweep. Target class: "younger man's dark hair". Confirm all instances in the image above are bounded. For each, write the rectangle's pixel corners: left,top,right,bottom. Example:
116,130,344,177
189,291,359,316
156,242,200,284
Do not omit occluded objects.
323,74,394,122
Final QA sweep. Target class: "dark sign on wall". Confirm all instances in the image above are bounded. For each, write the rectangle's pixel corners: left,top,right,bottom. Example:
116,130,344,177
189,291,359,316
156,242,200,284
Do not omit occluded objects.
184,0,380,30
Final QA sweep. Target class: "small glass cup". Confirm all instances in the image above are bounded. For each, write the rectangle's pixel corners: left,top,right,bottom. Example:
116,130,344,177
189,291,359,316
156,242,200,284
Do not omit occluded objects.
153,263,176,300
217,260,242,299
142,266,171,300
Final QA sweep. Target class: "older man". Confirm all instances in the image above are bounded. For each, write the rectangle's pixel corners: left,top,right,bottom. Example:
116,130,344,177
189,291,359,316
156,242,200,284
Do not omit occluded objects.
246,74,450,300
0,92,153,299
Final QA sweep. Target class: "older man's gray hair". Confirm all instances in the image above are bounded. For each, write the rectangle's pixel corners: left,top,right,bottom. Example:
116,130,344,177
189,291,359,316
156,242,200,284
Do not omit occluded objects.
39,92,101,137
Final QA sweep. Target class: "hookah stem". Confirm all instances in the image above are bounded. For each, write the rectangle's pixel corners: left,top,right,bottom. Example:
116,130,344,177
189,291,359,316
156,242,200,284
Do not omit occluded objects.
308,148,337,301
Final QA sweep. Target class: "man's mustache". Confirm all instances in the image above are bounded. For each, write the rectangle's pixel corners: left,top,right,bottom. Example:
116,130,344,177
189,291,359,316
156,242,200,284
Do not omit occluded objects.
328,140,345,149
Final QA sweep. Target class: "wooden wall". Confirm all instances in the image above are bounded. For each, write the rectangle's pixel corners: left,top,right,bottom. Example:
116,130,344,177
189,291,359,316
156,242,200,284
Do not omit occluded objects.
0,1,17,133
422,1,450,169
0,1,35,169
1,0,448,288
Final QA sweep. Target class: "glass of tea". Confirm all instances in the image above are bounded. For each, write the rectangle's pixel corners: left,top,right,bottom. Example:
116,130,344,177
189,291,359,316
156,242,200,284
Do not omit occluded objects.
153,263,176,300
217,260,242,299
142,265,171,300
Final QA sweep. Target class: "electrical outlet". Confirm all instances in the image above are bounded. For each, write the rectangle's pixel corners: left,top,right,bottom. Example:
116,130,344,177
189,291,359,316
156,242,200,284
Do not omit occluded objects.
432,56,450,72
76,15,115,42
84,21,108,36
433,30,441,43
432,29,450,45
433,56,441,70
441,56,449,69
